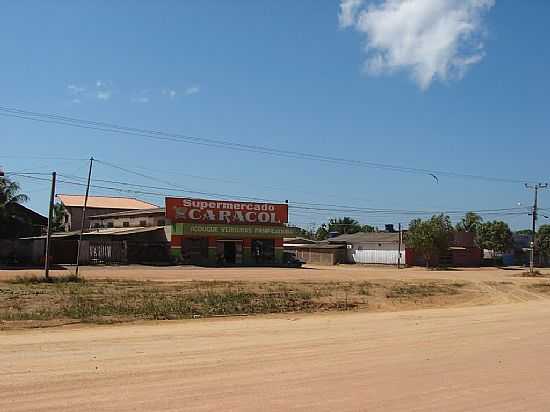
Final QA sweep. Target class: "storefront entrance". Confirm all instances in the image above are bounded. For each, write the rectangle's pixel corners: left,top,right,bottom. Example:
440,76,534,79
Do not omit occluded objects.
182,237,208,265
216,240,243,265
252,239,275,264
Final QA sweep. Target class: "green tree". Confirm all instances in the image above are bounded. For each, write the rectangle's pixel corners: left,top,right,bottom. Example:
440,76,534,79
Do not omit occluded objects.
406,214,453,268
515,229,534,236
478,221,513,255
315,224,329,241
0,176,30,238
536,225,550,264
327,217,363,234
52,203,66,232
314,217,373,240
456,212,483,239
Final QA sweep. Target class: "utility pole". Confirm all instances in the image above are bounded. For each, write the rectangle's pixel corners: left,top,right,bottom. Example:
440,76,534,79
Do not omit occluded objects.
397,222,402,269
525,183,548,274
44,172,56,280
75,157,94,276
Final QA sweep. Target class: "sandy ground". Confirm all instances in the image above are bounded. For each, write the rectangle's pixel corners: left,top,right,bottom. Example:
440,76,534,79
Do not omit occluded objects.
3,301,550,411
0,264,545,283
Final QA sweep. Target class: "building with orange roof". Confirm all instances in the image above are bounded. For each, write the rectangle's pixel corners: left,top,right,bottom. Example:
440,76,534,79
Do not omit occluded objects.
57,194,158,231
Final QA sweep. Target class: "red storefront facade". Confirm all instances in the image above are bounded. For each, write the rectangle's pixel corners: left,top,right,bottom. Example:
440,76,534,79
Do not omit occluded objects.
166,197,296,265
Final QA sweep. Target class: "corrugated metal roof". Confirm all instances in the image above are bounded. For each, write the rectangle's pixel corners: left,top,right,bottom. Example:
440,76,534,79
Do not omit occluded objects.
21,226,165,239
285,243,345,250
328,232,402,244
91,207,166,219
84,226,165,236
57,194,158,210
283,237,316,244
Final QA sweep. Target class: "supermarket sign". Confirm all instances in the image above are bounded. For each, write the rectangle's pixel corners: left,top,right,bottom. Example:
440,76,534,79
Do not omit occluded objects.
166,197,288,225
172,223,299,238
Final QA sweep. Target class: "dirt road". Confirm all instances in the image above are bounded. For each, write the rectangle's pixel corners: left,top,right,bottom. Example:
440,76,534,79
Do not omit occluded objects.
3,301,550,411
1,264,543,283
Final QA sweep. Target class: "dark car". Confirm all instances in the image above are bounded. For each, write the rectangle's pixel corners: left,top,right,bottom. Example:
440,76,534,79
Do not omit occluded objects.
283,251,304,268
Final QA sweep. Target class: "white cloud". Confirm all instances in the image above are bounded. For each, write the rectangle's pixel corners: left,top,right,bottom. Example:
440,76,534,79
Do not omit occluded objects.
67,84,85,94
339,0,364,28
71,98,81,104
340,0,495,89
96,80,103,87
96,91,111,100
185,86,200,95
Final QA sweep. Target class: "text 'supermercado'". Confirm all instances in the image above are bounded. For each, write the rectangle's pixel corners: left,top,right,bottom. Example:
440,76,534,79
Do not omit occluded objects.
165,197,296,265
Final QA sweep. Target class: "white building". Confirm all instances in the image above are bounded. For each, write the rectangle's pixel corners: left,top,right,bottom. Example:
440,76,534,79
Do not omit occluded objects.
88,208,168,229
328,232,406,265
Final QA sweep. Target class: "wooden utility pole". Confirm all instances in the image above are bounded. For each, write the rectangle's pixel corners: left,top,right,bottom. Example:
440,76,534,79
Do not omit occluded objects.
525,183,548,274
75,157,94,276
44,172,56,280
397,222,402,269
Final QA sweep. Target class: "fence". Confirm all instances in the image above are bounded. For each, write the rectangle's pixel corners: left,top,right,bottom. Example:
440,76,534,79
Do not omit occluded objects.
351,249,405,265
89,241,125,265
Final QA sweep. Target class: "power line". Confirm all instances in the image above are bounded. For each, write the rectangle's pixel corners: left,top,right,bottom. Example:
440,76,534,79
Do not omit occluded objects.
56,173,529,216
14,172,530,219
0,155,88,161
77,162,533,216
0,105,542,184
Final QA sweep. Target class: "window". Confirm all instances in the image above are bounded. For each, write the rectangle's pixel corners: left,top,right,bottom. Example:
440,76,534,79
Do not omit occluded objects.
252,239,275,264
157,219,166,226
123,222,130,227
107,222,114,228
139,220,147,226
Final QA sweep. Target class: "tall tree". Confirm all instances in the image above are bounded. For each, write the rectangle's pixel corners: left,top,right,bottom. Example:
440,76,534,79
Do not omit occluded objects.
536,225,550,265
314,217,375,240
327,217,363,234
52,203,66,232
478,221,513,255
406,214,454,268
0,176,30,239
456,212,483,233
362,224,376,233
315,224,329,241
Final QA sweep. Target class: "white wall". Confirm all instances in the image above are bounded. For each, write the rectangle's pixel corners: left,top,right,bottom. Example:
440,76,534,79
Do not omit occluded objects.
90,215,168,228
351,249,404,265
347,242,404,264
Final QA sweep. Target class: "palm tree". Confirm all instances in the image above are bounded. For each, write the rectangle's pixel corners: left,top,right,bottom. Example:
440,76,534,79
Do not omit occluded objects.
0,176,29,237
0,176,28,211
456,212,483,233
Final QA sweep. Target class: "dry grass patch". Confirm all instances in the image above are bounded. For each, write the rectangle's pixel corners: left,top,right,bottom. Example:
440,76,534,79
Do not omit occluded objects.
519,270,550,278
0,277,475,328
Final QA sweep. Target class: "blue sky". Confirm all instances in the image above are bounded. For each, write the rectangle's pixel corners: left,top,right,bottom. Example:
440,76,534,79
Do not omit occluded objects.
2,1,550,230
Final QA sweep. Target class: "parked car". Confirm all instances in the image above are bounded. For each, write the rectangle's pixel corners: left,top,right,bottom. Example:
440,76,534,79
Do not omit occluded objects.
283,251,304,268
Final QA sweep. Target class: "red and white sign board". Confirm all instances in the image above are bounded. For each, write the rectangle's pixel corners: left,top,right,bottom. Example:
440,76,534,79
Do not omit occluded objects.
165,197,288,226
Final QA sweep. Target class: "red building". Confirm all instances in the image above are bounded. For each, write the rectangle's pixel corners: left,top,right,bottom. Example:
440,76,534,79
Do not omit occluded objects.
166,197,297,265
405,231,482,267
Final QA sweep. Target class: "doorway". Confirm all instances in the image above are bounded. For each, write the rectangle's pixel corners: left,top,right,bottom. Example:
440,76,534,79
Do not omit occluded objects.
216,240,243,265
224,242,236,264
